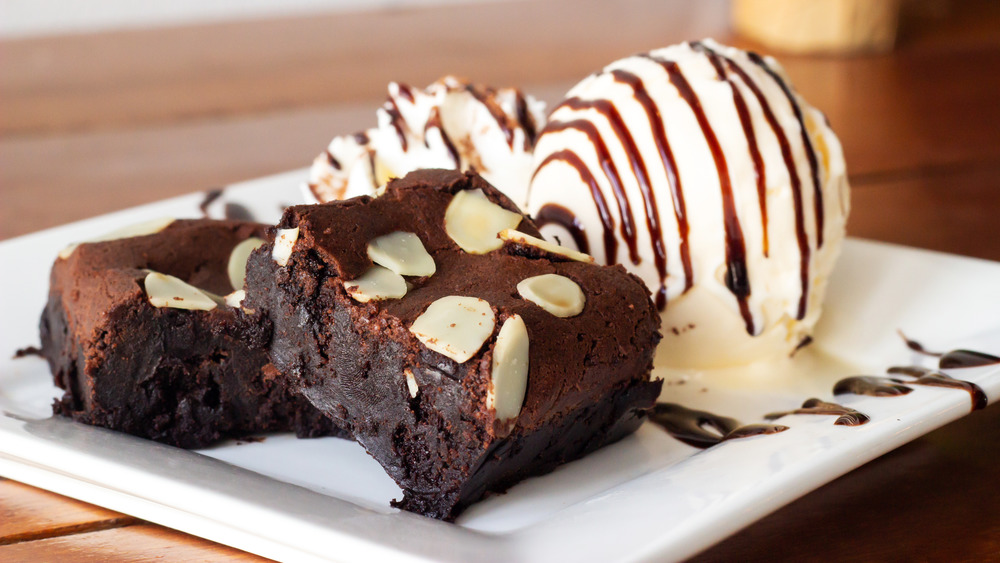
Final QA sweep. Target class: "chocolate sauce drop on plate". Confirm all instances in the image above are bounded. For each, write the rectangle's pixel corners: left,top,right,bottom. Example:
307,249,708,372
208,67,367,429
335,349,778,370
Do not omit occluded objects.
648,403,739,449
13,346,43,359
199,188,224,217
887,367,989,412
897,331,942,357
939,349,1000,369
792,336,814,357
833,343,994,412
722,424,789,441
833,376,913,397
648,403,788,448
224,203,255,222
886,365,931,377
765,398,870,427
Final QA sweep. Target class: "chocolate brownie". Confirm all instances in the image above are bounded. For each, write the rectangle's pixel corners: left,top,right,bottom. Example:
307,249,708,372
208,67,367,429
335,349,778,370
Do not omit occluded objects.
39,218,343,448
244,169,662,520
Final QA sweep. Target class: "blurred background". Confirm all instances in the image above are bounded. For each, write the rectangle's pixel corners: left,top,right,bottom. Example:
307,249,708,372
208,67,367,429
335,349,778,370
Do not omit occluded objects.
1,0,998,262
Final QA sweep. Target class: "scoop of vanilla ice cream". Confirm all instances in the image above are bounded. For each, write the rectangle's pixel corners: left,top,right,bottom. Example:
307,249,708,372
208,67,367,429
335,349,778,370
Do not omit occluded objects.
526,40,849,369
306,76,546,208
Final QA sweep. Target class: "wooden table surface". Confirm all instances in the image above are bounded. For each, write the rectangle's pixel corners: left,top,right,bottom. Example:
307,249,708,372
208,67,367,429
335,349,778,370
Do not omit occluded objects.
2,0,999,560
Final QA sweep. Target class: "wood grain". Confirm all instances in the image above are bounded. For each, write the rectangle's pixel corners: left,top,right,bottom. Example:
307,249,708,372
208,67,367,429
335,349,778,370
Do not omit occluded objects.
0,524,272,562
0,0,729,136
0,479,137,545
850,161,1000,261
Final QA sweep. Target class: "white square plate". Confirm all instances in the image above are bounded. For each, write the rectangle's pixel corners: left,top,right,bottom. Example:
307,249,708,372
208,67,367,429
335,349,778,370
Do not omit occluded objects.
2,170,999,562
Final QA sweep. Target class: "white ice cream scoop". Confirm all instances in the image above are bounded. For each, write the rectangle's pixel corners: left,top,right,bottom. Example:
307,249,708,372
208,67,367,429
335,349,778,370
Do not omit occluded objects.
527,39,850,369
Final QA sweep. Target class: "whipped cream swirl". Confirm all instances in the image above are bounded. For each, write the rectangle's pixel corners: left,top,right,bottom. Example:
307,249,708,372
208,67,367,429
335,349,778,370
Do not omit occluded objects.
306,76,545,208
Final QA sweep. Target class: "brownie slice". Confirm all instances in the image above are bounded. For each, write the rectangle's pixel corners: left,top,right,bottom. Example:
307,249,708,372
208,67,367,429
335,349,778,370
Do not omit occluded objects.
39,218,343,448
244,169,662,520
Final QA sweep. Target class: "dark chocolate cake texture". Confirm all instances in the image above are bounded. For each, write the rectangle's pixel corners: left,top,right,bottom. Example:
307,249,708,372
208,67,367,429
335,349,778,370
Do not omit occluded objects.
244,169,663,520
39,218,341,448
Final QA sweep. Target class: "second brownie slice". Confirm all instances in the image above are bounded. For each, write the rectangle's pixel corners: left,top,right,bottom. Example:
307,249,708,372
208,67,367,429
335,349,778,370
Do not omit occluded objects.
244,169,662,520
40,219,342,448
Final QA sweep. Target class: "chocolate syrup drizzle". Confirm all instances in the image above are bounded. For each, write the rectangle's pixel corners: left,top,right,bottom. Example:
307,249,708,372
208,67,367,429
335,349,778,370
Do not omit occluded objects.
535,203,589,254
531,42,824,323
649,403,788,449
646,55,755,334
338,81,538,196
383,97,409,151
726,59,811,318
533,150,617,265
465,84,516,149
553,96,666,298
514,90,538,149
325,149,341,170
538,119,640,266
425,106,461,167
832,339,995,412
13,346,43,359
765,398,870,426
610,68,693,296
747,52,823,251
693,42,770,258
396,83,415,103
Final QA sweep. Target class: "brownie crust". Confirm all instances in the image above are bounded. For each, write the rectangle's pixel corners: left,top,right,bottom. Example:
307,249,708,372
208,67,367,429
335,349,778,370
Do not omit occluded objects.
244,170,662,519
40,219,342,448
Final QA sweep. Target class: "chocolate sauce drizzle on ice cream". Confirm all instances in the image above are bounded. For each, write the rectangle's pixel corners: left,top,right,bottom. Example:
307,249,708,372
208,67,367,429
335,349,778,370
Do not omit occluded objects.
305,76,545,208
528,40,849,369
